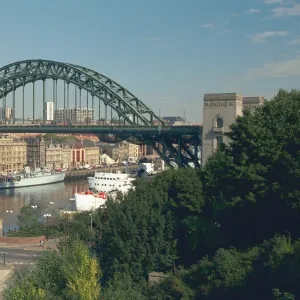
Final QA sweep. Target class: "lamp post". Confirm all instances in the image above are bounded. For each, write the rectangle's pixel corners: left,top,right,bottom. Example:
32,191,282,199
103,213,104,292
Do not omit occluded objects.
180,109,186,124
64,212,69,242
43,214,51,241
5,210,13,233
89,213,92,231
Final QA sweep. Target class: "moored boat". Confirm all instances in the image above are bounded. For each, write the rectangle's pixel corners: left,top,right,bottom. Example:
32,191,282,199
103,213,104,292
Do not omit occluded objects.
0,167,65,189
87,172,135,194
74,190,107,212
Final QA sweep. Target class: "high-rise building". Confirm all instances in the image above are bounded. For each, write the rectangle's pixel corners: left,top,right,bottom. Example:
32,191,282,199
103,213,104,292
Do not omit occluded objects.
46,102,54,121
0,107,13,121
54,108,95,124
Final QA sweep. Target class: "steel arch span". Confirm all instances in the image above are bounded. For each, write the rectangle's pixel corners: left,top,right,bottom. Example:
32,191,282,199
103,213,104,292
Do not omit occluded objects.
0,59,201,168
0,59,163,126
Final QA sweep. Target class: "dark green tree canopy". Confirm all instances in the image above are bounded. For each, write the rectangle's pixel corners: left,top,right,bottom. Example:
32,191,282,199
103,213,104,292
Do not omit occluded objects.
202,89,300,247
18,206,39,229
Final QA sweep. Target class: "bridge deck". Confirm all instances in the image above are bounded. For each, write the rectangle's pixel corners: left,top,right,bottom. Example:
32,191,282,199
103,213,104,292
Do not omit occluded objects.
0,125,202,136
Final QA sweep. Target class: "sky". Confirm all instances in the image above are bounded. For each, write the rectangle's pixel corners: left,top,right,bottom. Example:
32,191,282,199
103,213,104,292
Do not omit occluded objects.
0,0,299,121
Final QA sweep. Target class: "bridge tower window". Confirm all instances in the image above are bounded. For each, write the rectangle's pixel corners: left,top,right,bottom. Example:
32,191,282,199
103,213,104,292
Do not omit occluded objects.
216,117,223,128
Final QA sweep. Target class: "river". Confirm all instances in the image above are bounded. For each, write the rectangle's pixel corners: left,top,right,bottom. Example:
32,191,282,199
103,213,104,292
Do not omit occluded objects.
0,179,89,232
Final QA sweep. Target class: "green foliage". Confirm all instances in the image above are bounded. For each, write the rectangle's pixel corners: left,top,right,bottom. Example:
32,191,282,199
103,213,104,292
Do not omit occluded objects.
147,271,195,300
42,133,77,144
67,212,96,242
262,235,293,270
102,273,147,300
8,89,300,299
273,289,296,300
61,239,102,300
3,278,48,300
34,250,66,296
202,89,300,248
18,205,39,229
8,224,63,238
4,239,101,300
97,196,176,282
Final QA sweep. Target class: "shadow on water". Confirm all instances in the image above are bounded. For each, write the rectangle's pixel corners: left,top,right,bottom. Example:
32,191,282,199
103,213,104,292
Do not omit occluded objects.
0,179,89,232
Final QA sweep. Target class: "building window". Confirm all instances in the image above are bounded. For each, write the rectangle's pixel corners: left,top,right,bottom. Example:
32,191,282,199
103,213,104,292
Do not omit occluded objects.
216,136,223,149
216,117,223,128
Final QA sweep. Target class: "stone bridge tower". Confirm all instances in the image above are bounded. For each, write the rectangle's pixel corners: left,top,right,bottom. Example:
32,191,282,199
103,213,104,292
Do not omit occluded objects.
202,93,264,166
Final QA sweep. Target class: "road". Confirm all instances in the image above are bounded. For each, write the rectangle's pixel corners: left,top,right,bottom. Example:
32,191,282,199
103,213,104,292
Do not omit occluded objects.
0,247,41,265
0,247,41,293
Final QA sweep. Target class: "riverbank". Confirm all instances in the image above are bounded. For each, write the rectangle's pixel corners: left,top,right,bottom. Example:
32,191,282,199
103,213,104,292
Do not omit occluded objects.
64,161,162,181
64,165,138,181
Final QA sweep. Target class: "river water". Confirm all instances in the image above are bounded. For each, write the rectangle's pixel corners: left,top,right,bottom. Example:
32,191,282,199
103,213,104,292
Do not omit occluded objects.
0,179,89,232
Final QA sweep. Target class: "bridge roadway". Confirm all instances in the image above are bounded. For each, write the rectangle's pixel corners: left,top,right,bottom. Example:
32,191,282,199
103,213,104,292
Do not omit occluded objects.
0,125,202,137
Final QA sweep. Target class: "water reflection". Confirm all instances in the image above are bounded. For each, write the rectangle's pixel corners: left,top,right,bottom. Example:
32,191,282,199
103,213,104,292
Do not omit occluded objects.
0,180,89,232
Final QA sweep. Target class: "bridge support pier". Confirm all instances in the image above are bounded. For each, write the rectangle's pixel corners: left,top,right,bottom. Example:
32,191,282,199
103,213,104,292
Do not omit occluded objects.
43,80,46,122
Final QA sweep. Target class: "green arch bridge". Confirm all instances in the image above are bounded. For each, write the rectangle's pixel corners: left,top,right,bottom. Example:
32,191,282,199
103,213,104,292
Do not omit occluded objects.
0,59,202,168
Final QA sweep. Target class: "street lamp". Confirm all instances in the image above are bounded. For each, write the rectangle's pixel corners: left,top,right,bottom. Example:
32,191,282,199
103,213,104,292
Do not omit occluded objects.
43,214,51,241
89,213,93,231
5,210,13,233
64,212,69,242
180,109,186,123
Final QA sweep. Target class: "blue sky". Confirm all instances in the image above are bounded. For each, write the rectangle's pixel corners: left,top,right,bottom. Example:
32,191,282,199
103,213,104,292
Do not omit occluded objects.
0,0,299,121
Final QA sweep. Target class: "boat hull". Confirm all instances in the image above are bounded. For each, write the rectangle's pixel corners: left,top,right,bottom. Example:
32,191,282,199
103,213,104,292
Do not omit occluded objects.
87,172,135,194
0,173,66,189
75,193,106,212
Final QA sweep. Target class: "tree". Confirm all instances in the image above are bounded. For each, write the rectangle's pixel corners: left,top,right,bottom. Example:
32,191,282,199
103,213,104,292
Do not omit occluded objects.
3,268,50,300
4,240,101,300
34,250,66,297
202,89,300,248
97,195,176,283
133,169,208,265
102,273,147,300
61,239,102,300
18,205,39,229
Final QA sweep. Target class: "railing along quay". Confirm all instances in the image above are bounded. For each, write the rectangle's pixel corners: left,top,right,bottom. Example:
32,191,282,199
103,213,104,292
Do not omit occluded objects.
64,162,162,181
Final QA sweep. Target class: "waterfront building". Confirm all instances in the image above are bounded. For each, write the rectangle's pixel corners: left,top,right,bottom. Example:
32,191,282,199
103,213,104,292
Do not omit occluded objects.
85,146,100,166
46,143,63,169
46,101,54,121
138,144,159,158
62,145,71,169
54,108,95,124
71,143,85,167
0,135,27,173
100,140,139,162
99,153,116,166
25,137,46,169
202,93,264,166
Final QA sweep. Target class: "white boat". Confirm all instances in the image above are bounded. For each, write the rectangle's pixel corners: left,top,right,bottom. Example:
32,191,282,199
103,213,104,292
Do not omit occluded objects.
74,190,107,212
87,172,135,193
137,157,155,176
0,168,65,189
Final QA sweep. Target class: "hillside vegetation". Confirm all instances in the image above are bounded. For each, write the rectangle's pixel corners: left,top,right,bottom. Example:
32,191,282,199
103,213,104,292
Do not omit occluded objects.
5,89,300,299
